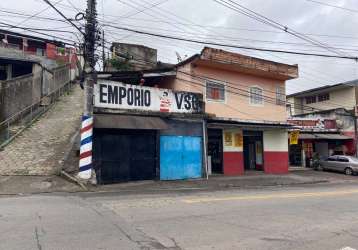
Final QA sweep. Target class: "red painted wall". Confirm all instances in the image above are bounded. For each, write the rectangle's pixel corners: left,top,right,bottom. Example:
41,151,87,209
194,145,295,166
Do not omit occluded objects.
223,152,244,175
46,43,57,59
264,152,289,174
342,131,356,155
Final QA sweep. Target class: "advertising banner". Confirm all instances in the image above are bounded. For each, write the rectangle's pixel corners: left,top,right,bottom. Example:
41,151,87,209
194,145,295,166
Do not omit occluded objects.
94,80,203,114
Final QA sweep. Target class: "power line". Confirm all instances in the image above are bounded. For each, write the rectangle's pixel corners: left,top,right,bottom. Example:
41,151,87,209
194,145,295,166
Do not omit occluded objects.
11,0,64,28
103,25,358,60
97,16,358,40
42,0,84,35
0,21,78,45
98,0,356,93
0,22,76,34
212,0,351,58
305,0,358,14
103,24,358,52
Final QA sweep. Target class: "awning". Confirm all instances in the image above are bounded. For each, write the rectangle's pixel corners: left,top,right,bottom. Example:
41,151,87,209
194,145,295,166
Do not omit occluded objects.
94,114,168,130
208,122,291,129
299,133,353,140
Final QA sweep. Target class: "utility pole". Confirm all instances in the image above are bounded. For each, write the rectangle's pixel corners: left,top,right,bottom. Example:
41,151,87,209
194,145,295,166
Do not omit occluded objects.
78,0,97,180
102,30,106,71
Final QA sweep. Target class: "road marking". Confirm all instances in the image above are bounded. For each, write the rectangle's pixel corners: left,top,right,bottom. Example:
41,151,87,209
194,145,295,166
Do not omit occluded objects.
183,189,358,204
340,247,356,250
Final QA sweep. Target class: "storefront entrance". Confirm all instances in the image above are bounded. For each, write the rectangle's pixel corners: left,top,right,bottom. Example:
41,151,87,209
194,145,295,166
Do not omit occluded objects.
208,129,223,174
94,129,157,184
243,131,263,171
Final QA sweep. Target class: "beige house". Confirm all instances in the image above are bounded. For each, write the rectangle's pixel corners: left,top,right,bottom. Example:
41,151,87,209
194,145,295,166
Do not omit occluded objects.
287,80,358,116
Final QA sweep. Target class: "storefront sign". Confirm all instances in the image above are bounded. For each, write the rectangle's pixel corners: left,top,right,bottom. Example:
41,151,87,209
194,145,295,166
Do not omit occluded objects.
289,131,300,145
288,119,336,130
224,132,233,146
94,80,202,113
234,133,243,147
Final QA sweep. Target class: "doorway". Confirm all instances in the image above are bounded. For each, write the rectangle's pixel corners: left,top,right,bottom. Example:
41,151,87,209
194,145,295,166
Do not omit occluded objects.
208,129,223,174
94,129,157,184
243,131,263,171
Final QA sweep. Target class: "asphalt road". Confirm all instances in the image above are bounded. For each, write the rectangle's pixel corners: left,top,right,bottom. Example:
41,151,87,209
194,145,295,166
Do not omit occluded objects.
2,183,358,250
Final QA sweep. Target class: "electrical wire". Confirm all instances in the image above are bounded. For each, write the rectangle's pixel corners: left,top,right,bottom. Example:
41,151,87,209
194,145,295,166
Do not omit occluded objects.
305,0,358,14
41,0,84,35
212,0,352,58
103,25,358,60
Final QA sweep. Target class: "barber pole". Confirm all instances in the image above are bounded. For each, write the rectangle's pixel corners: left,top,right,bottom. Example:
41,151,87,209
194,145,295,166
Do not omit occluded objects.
78,115,93,179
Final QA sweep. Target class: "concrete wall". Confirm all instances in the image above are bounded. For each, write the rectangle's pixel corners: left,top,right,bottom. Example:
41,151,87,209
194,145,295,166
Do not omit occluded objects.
0,64,71,123
0,73,41,121
172,64,287,122
111,43,157,71
289,87,356,116
222,128,244,175
263,129,289,174
42,65,70,96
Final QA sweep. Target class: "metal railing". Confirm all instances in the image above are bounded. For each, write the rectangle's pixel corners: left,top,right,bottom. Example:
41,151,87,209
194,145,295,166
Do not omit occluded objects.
0,71,73,149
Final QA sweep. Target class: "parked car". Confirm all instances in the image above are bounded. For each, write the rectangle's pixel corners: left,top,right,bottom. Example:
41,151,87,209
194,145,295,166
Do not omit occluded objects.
316,155,358,175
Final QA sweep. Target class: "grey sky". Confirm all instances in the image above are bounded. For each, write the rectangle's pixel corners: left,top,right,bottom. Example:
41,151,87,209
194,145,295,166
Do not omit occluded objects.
1,0,358,94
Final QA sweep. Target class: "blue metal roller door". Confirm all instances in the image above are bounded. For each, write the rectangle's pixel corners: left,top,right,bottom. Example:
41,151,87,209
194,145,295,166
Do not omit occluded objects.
160,136,202,180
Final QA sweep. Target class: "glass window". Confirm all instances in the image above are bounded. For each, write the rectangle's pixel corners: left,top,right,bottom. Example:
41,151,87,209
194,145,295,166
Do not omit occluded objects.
305,96,317,104
338,157,349,162
250,87,263,105
327,156,336,161
206,80,225,101
276,87,285,105
318,93,330,102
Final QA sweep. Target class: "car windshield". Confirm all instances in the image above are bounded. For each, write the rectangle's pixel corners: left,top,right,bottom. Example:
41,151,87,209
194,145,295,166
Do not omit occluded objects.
348,157,358,163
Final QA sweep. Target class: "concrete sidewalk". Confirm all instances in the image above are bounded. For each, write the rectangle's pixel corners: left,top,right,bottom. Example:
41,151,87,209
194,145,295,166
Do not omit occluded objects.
88,169,343,194
1,169,358,196
0,175,81,195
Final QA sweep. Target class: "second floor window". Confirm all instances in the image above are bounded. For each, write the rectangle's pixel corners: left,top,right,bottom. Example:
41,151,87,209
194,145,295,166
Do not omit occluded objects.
250,86,263,105
305,96,316,104
206,80,225,101
318,93,330,102
276,87,285,105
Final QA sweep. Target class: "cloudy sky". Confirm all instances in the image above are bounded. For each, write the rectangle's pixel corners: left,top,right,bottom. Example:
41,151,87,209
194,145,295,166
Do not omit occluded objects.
1,0,358,94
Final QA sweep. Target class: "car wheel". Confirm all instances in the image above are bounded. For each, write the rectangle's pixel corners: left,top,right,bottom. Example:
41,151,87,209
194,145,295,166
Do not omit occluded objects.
345,167,353,175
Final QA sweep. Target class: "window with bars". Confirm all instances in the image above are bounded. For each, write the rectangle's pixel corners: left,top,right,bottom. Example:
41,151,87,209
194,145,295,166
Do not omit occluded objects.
249,86,263,105
318,93,330,102
206,80,225,101
276,86,285,105
305,96,317,104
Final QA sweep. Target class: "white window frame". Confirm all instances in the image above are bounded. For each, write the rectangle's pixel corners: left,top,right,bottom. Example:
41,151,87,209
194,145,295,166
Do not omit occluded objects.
205,79,226,103
276,86,285,105
249,86,264,106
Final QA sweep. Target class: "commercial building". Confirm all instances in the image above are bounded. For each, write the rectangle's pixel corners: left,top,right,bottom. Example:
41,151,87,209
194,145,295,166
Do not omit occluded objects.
288,109,356,167
163,47,298,175
92,69,205,183
92,47,299,183
287,80,358,167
